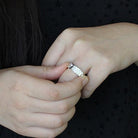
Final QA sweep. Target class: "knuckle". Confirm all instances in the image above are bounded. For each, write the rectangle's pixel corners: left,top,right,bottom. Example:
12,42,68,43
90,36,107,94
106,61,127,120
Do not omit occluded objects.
62,27,75,36
42,66,48,73
73,38,90,52
73,39,85,48
14,98,28,110
11,80,23,92
55,116,64,127
49,90,60,100
16,114,26,124
59,103,69,113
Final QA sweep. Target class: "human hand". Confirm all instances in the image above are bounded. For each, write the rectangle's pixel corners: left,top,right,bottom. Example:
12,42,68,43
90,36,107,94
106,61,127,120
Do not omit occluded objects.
42,22,138,99
0,64,88,138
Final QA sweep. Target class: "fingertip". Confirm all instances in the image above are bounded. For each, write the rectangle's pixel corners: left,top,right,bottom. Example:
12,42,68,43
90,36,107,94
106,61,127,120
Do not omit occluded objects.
55,62,69,72
61,62,70,69
81,75,89,86
73,75,89,88
81,90,91,99
40,63,69,80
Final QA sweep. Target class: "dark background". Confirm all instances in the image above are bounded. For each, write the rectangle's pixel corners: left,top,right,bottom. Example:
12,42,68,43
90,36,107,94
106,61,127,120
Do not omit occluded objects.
0,0,137,138
38,0,138,138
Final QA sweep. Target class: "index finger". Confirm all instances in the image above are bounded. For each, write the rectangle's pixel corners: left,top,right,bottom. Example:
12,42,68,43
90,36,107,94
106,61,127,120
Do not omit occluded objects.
26,75,88,101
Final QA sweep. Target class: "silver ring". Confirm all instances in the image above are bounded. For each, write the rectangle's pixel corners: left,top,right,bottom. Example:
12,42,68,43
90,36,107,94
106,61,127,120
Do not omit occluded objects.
68,63,84,77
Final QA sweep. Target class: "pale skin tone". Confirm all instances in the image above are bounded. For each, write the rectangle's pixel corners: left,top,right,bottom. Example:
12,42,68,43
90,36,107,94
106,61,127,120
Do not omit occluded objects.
42,22,138,98
0,64,88,138
0,22,138,138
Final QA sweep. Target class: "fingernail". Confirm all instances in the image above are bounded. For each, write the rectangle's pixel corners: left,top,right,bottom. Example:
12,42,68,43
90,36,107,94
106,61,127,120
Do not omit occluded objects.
65,62,70,69
56,62,69,70
81,76,88,87
58,62,69,69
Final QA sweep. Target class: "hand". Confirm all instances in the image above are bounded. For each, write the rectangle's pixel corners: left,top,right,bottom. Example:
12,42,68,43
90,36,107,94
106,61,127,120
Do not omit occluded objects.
0,64,88,138
42,22,138,98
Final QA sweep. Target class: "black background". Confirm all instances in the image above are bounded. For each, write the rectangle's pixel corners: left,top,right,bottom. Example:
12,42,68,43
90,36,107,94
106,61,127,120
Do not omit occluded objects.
0,0,137,138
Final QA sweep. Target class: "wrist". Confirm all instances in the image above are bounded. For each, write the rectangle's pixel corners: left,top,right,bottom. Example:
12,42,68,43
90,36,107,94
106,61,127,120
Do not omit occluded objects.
124,22,138,64
134,26,138,65
114,22,138,68
131,23,138,63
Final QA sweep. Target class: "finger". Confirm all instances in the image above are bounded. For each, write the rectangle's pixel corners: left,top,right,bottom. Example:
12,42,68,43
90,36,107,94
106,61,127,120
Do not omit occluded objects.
81,67,109,99
58,57,91,83
42,33,66,66
23,123,68,138
55,42,91,66
30,92,81,114
27,75,88,101
28,107,75,129
42,28,80,67
55,76,88,100
58,69,78,83
14,63,68,80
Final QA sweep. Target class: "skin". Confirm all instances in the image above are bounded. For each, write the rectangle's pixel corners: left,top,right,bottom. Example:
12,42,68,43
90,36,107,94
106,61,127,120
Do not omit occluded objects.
0,22,137,138
0,63,88,138
42,22,138,98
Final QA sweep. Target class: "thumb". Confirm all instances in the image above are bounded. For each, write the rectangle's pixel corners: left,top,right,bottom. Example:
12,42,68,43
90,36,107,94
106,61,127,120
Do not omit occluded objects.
13,63,69,80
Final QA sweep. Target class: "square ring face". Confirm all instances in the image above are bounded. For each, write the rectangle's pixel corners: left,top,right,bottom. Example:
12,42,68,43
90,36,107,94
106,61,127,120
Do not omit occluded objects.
68,63,84,77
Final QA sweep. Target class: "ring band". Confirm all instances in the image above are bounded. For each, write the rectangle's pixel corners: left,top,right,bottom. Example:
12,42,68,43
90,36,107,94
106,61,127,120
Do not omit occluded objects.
68,63,84,77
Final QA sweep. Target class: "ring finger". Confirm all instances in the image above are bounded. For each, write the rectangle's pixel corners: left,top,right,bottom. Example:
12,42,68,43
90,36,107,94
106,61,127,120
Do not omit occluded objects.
57,53,92,82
